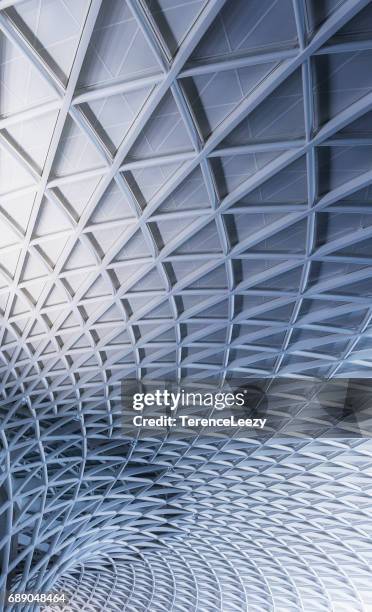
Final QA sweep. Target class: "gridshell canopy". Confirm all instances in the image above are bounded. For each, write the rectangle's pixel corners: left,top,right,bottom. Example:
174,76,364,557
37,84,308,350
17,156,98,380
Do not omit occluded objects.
1,0,372,610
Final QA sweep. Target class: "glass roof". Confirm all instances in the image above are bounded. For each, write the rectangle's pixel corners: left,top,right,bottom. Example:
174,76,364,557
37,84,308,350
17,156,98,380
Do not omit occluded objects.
1,0,372,609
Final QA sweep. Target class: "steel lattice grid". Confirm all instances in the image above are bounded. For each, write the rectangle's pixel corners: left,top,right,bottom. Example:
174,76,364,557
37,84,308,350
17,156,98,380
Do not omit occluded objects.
1,0,372,610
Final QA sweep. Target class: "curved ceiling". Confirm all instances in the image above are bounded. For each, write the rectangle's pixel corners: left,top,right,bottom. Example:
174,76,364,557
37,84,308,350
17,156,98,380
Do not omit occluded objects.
1,0,372,610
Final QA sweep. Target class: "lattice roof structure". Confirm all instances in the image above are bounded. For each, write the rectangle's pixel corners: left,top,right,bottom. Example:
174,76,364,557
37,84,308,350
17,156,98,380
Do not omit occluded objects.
1,0,372,610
